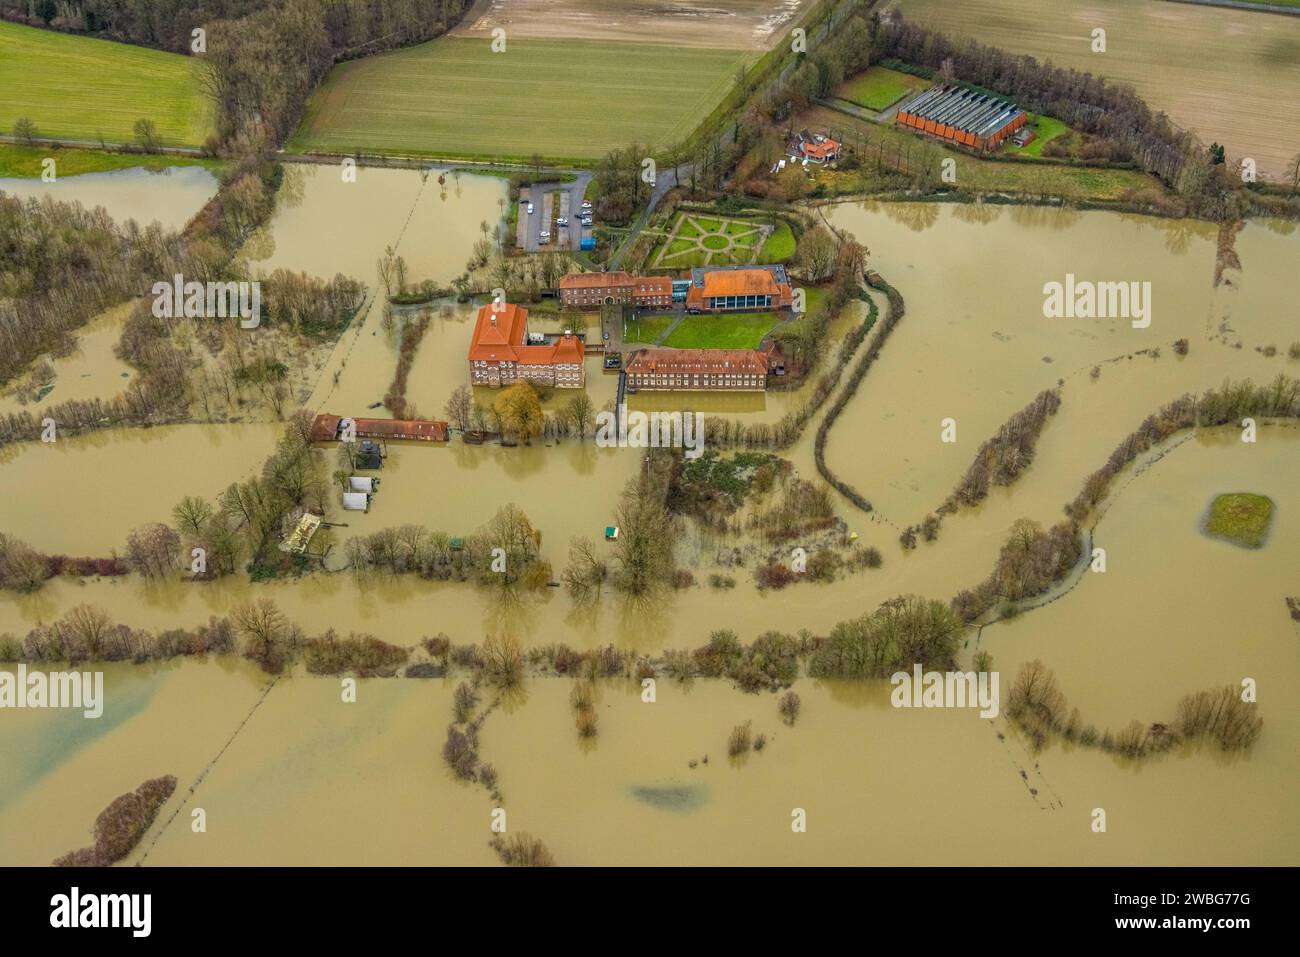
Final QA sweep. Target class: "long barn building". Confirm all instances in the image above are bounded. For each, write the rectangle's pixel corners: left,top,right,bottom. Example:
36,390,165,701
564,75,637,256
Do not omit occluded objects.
895,86,1026,151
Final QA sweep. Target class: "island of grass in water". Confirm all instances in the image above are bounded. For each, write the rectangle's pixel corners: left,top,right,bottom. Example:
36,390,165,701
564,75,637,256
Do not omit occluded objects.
1203,493,1275,549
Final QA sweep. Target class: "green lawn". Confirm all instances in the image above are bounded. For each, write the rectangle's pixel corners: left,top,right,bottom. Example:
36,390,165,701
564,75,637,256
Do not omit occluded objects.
1203,492,1275,549
1010,114,1069,158
758,221,796,262
289,36,750,162
624,313,677,345
0,142,220,178
664,312,782,350
0,21,211,148
837,66,929,111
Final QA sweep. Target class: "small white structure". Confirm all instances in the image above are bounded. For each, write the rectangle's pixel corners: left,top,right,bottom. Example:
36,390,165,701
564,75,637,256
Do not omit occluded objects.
342,491,370,512
349,476,378,493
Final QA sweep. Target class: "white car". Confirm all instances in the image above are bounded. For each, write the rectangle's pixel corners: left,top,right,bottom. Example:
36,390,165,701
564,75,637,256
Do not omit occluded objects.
526,202,534,214
581,200,593,210
556,217,568,226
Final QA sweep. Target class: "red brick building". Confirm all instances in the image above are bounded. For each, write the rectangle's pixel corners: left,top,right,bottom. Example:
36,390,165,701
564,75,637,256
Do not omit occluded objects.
467,302,585,388
625,348,768,392
559,271,673,309
684,265,794,313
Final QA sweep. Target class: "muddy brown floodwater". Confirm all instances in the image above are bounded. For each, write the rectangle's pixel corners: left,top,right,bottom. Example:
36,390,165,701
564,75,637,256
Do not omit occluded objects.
1,193,1297,865
0,165,219,232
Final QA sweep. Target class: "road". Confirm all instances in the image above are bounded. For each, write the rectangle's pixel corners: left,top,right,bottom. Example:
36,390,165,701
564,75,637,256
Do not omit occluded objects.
608,162,692,269
519,171,593,253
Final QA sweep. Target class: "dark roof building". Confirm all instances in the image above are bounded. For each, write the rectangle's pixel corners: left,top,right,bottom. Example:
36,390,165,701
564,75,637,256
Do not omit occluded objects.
895,85,1026,151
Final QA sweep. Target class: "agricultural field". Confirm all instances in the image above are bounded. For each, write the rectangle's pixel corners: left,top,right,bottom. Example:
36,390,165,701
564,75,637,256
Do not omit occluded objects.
453,0,818,50
892,0,1300,180
0,21,211,148
662,311,783,350
288,36,750,162
652,212,795,268
836,65,930,111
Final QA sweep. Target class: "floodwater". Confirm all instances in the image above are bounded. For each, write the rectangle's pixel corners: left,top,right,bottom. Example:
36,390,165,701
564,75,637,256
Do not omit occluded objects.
0,304,134,416
0,165,218,232
2,200,1297,864
241,164,510,417
892,0,1300,181
0,424,284,556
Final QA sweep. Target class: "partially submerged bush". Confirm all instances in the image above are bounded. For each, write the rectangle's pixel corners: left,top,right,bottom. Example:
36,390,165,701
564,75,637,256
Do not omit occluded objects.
727,720,753,757
490,832,554,867
779,691,801,725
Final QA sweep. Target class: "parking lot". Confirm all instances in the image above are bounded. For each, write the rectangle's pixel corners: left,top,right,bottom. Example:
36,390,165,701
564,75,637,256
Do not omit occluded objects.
519,171,593,253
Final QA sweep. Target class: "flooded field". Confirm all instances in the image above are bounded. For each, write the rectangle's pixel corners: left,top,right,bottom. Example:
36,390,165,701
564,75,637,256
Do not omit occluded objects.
891,0,1300,180
454,0,815,50
0,304,134,416
242,164,509,415
0,165,218,231
0,424,284,556
2,197,1297,865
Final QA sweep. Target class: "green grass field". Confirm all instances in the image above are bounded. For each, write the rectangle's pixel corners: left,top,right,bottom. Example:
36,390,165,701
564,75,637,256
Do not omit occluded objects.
836,66,929,111
1203,492,1275,548
289,36,750,162
625,314,676,345
0,22,211,148
664,313,781,350
758,221,796,262
0,143,220,178
1010,115,1069,158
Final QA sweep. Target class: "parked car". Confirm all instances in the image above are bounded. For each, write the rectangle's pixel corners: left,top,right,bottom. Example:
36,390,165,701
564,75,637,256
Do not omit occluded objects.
539,230,550,244
581,200,592,210
526,202,534,214
556,217,568,226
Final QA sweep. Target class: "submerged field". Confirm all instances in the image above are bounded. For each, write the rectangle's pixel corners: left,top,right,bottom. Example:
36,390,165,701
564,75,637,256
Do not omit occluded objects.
891,0,1300,180
0,21,211,148
2,160,1298,865
288,36,749,161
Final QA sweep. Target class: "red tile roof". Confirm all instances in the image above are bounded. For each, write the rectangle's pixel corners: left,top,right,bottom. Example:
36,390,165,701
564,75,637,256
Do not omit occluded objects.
559,271,634,289
626,348,768,376
468,303,528,362
467,302,584,366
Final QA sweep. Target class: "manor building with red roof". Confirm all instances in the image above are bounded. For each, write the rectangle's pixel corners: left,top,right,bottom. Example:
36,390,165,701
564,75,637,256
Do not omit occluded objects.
467,302,585,388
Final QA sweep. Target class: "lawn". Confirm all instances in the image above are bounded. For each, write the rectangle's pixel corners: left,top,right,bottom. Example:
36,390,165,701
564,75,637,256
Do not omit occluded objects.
624,313,677,345
758,221,796,262
664,312,782,350
0,142,220,178
1203,492,1275,549
289,36,750,161
0,21,211,147
837,65,929,111
1010,114,1069,158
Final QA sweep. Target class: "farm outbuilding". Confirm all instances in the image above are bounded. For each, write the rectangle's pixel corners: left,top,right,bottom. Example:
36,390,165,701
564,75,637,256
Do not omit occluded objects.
895,85,1026,151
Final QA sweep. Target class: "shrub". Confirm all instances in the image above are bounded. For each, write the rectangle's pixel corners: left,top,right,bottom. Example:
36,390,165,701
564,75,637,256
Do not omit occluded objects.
727,720,753,757
779,691,801,725
490,833,554,867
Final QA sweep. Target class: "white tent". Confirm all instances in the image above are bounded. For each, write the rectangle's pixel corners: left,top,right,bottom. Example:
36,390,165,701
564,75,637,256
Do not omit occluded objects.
342,491,370,512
